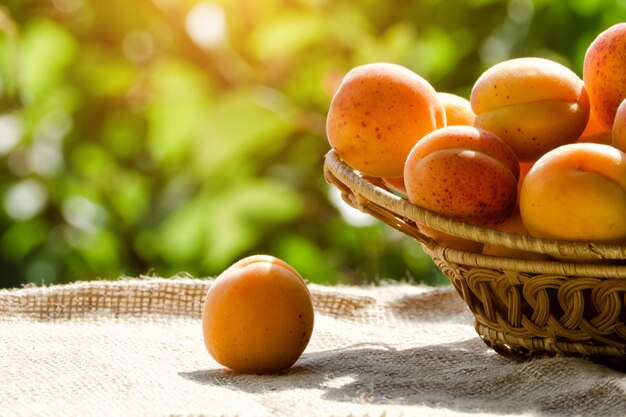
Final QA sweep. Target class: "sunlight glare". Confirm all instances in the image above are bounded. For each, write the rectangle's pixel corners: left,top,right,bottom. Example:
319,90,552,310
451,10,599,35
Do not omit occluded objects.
185,2,227,51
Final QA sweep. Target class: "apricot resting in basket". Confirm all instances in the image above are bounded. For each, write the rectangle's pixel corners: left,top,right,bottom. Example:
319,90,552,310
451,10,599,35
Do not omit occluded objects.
326,22,626,254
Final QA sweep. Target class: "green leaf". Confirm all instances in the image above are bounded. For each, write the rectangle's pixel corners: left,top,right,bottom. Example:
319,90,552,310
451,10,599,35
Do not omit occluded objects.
109,172,150,224
70,143,115,182
411,27,463,81
101,110,144,159
147,59,211,167
0,12,19,104
76,47,135,97
156,196,205,265
249,11,328,61
19,18,77,102
327,4,376,51
1,218,48,260
203,179,304,271
401,240,437,276
273,234,340,284
193,90,293,177
22,86,79,143
76,229,122,275
567,0,602,17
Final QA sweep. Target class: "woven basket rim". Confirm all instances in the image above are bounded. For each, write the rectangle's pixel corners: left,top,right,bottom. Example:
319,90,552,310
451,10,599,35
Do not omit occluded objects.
324,150,626,263
424,242,626,278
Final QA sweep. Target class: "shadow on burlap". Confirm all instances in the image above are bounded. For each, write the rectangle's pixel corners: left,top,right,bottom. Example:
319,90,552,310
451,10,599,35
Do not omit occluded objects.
1,278,625,417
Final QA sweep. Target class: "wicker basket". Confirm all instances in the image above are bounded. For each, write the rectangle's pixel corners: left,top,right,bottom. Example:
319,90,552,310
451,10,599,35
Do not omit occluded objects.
323,150,626,362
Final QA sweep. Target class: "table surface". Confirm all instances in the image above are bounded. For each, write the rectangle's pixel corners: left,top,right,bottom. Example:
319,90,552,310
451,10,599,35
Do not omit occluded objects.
1,278,625,417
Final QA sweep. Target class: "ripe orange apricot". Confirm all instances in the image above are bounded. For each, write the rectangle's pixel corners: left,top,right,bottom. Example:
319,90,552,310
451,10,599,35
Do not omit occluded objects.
520,143,626,242
482,209,551,260
326,62,445,178
583,23,626,130
519,162,535,177
437,92,476,126
578,131,612,145
404,125,519,229
471,57,589,162
203,255,314,374
382,176,408,197
581,107,605,137
612,98,626,152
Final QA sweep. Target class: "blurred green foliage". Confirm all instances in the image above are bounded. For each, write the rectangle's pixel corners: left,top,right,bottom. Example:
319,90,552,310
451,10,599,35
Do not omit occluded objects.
0,0,625,288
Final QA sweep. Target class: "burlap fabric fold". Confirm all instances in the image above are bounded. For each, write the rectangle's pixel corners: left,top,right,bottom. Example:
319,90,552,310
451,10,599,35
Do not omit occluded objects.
1,278,625,417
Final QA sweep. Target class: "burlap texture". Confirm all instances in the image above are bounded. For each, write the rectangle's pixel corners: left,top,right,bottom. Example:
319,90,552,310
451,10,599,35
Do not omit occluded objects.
1,278,625,417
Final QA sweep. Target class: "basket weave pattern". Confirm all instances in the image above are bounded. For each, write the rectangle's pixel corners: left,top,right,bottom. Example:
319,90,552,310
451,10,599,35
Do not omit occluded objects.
324,150,626,359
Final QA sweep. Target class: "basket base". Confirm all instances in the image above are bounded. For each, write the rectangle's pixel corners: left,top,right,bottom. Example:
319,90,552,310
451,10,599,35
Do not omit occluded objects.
475,321,626,370
420,243,626,365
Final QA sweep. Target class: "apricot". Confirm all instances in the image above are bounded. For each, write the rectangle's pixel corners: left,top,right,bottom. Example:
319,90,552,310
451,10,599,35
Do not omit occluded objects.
471,57,590,162
482,209,552,260
418,224,484,253
581,107,605,137
382,176,408,197
516,170,527,203
583,23,626,130
404,125,519,229
578,131,612,146
202,255,314,374
519,162,534,177
520,143,626,243
326,63,446,178
612,98,626,152
437,92,476,126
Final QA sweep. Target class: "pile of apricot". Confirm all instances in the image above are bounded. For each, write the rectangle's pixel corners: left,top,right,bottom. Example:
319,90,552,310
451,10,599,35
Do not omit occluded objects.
327,23,626,258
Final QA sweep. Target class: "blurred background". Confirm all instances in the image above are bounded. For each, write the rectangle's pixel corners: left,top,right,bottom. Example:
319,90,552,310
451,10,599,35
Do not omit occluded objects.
0,0,624,288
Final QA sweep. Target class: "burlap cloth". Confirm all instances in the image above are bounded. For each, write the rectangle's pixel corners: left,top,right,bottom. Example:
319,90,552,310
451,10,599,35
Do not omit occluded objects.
1,278,626,417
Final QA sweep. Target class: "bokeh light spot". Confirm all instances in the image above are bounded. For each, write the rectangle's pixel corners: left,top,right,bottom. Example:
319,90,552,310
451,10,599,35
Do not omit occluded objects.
123,30,155,63
29,142,64,177
185,2,227,51
508,0,534,23
4,179,48,220
62,196,107,233
35,110,72,143
0,113,23,155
